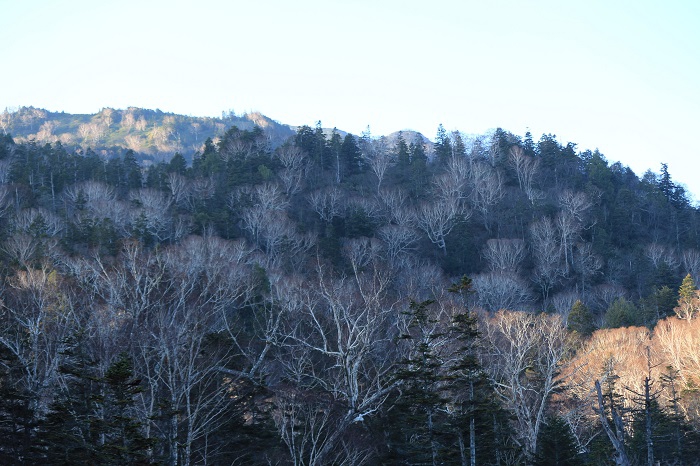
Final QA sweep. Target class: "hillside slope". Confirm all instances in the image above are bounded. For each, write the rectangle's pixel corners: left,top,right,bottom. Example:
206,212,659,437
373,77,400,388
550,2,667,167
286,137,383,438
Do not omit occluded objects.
0,106,296,160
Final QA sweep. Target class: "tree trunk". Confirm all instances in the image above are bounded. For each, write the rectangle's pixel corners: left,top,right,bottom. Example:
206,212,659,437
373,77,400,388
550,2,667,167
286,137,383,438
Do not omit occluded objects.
594,380,630,466
644,377,654,466
470,381,476,466
170,391,179,466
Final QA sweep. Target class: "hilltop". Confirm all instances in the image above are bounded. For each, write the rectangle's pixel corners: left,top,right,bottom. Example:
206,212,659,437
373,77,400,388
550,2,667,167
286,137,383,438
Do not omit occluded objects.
0,106,296,160
0,107,435,164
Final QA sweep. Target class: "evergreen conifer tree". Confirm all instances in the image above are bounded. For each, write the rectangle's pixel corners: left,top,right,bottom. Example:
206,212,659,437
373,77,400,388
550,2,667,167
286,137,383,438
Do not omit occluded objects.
37,334,104,465
568,300,595,336
533,416,584,466
0,346,37,464
100,353,155,465
434,124,452,167
385,299,452,464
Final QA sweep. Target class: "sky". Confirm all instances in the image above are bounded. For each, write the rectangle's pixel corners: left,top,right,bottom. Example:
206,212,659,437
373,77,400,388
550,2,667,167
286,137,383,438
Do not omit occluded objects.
1,0,699,199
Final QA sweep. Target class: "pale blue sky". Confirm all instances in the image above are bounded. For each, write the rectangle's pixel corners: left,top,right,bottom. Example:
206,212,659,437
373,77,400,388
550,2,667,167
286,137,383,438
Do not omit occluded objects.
1,0,699,198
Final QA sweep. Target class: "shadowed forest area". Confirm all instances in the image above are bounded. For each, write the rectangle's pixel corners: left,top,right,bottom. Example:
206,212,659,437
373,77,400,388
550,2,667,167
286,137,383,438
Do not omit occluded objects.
1,111,700,465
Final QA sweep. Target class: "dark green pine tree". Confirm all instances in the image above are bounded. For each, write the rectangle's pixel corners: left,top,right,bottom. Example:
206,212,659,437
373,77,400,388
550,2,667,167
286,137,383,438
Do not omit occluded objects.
293,125,315,156
191,137,218,177
451,130,466,158
389,131,411,187
434,124,452,167
313,121,329,170
340,133,363,179
132,211,153,246
591,362,631,466
657,163,689,210
0,345,38,464
533,416,584,466
37,334,104,465
328,129,343,184
627,370,665,466
641,286,677,320
567,300,595,337
445,277,520,466
167,152,188,175
385,299,453,465
658,366,700,463
396,132,410,170
123,149,143,190
206,381,283,465
0,134,14,159
100,353,155,465
294,122,328,181
523,130,536,156
144,162,167,190
408,138,429,198
105,156,124,188
76,147,106,182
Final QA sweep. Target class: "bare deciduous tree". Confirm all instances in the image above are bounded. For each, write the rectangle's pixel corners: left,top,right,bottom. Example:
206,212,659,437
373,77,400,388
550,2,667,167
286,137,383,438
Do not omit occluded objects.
551,291,581,322
14,207,64,237
530,217,565,300
472,272,533,312
0,265,77,417
417,197,466,255
130,188,174,242
124,134,144,152
64,181,116,206
36,121,58,143
682,249,700,283
0,185,13,218
644,242,678,271
69,236,256,466
121,111,136,131
166,172,191,208
593,283,627,313
469,161,504,232
276,146,308,197
378,224,419,266
240,183,297,260
558,190,593,226
482,238,526,274
274,255,399,465
135,116,147,132
0,108,11,135
272,391,340,466
309,188,344,223
508,146,541,204
0,158,13,184
479,310,573,458
573,242,603,298
191,176,216,203
362,137,393,192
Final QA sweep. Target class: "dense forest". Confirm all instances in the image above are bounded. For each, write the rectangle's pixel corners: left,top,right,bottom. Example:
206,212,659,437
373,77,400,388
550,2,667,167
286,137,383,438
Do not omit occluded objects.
1,108,700,465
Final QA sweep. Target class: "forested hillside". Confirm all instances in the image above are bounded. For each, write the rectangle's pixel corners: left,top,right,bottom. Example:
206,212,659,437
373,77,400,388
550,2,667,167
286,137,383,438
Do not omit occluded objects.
0,106,295,161
1,118,700,465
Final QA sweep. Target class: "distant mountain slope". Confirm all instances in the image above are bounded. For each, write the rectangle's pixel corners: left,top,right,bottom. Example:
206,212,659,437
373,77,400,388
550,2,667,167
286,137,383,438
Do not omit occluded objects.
0,106,296,161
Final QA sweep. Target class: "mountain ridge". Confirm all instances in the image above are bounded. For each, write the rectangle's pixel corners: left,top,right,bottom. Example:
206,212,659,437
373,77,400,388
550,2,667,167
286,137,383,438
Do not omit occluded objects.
0,106,432,161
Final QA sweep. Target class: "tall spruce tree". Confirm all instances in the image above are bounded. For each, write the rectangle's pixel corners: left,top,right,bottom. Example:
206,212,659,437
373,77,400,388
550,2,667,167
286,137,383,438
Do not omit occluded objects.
533,416,584,466
100,353,155,465
434,124,452,167
445,277,519,465
37,334,104,465
385,299,452,464
0,345,37,464
340,133,363,179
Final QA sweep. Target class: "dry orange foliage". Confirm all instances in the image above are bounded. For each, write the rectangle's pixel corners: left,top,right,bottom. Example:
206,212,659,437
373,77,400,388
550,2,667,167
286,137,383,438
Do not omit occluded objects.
564,316,700,425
